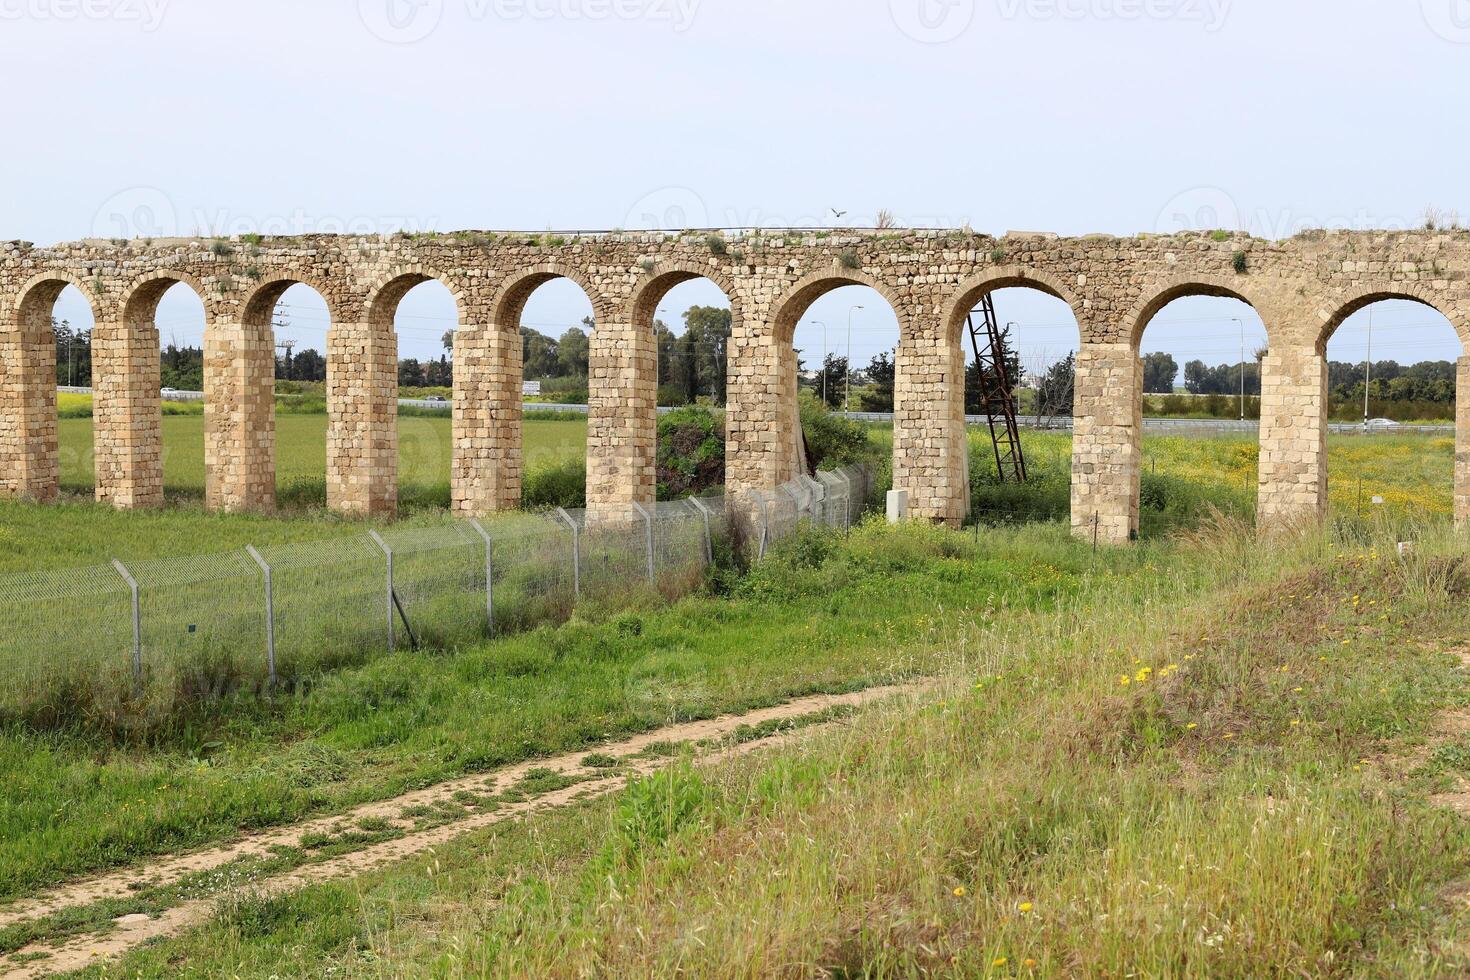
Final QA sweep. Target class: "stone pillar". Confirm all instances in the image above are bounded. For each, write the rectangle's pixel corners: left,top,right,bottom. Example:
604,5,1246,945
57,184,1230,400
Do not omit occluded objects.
0,284,63,502
1456,356,1470,529
327,319,397,516
724,313,790,515
586,315,655,515
1071,343,1141,544
204,316,275,512
452,324,522,514
894,316,968,524
93,314,163,509
1257,345,1328,527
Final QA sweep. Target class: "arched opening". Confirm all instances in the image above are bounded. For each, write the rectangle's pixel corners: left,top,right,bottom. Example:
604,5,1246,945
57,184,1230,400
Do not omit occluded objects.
252,283,330,508
7,278,97,502
762,275,903,512
630,271,733,502
371,277,459,509
480,272,595,513
946,278,1082,528
209,279,329,512
120,280,206,506
1320,295,1462,524
1131,287,1265,537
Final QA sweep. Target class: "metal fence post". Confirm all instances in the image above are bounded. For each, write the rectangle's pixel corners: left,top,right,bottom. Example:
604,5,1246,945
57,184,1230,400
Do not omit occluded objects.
111,559,141,686
779,484,802,529
555,508,580,599
245,546,276,687
368,531,394,652
756,493,771,560
836,469,853,530
469,519,494,635
689,497,715,566
631,502,655,585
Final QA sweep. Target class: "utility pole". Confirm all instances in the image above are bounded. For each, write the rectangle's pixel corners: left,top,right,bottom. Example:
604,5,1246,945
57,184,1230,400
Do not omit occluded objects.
1233,317,1245,421
273,302,293,382
1363,307,1374,429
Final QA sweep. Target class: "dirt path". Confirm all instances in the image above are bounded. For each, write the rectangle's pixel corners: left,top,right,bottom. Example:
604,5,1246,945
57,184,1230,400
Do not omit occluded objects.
1,683,926,978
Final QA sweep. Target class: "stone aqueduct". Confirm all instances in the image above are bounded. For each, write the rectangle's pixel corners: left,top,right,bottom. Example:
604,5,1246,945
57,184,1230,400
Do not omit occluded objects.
2,228,1468,543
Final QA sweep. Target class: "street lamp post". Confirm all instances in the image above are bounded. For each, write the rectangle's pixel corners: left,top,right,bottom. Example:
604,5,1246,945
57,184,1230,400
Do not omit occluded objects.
845,305,865,413
811,320,828,405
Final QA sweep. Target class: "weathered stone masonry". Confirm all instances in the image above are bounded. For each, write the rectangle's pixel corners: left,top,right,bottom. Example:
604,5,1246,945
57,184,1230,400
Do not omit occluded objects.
2,228,1467,542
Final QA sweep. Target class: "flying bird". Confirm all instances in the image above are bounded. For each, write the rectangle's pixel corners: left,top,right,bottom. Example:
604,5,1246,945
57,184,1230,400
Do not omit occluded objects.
831,208,847,219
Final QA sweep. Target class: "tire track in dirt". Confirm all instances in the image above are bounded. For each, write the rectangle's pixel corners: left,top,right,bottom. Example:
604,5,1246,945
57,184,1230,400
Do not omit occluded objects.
2,682,927,978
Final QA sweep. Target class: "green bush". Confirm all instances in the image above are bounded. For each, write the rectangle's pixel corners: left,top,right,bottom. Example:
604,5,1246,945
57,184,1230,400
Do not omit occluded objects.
523,458,586,509
656,407,725,500
799,393,881,472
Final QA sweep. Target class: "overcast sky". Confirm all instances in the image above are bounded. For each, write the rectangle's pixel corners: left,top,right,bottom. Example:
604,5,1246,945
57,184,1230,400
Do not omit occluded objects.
8,0,1464,375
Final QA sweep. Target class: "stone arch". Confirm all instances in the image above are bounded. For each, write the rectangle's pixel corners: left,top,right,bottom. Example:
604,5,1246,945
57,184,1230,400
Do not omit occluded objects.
1070,275,1266,543
199,274,336,513
2,273,104,502
119,269,211,323
240,271,346,325
942,266,1083,344
1303,284,1470,528
93,271,211,509
491,262,613,329
625,262,743,327
363,267,468,328
741,268,909,507
1314,283,1469,354
12,270,103,322
940,266,1087,528
1124,274,1264,351
769,268,907,345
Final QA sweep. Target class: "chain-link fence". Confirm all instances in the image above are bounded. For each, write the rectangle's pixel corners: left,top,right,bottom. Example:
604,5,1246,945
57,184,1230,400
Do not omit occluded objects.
750,464,873,558
0,466,870,723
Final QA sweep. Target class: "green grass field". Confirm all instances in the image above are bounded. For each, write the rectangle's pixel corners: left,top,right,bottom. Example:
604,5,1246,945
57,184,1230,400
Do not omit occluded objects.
14,517,1470,976
860,426,1455,530
56,414,588,506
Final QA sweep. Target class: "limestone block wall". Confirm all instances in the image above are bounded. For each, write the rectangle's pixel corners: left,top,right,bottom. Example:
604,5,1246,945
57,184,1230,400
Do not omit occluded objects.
0,228,1467,542
1072,344,1143,542
1257,345,1327,526
94,308,163,510
452,323,521,514
3,275,68,502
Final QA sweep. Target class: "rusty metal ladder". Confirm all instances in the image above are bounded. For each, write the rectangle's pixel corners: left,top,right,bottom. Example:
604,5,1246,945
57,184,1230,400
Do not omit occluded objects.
966,294,1027,483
